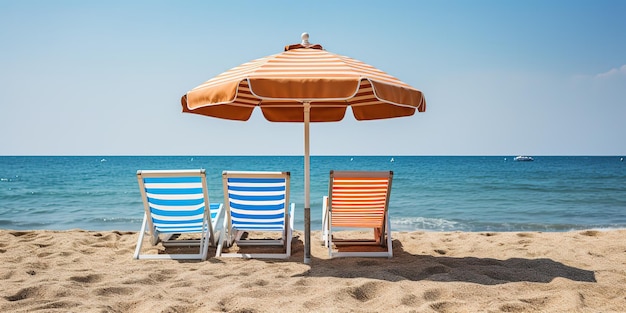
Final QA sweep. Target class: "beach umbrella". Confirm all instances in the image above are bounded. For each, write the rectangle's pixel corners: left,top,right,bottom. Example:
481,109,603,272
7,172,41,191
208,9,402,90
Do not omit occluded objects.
181,33,426,263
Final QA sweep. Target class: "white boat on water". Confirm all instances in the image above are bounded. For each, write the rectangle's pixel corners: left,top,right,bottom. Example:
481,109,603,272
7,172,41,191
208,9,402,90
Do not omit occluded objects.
514,155,534,162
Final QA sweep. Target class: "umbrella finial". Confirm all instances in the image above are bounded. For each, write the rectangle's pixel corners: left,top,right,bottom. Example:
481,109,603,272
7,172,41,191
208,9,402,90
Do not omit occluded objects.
301,32,310,47
284,33,323,51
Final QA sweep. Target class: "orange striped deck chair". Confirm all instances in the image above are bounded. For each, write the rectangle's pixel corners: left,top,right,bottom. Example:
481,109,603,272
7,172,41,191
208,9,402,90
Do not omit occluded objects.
322,170,393,258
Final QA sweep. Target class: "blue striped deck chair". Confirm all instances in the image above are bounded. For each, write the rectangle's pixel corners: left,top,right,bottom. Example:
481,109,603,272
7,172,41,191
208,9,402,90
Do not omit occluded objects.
134,169,224,260
217,171,295,259
322,170,394,258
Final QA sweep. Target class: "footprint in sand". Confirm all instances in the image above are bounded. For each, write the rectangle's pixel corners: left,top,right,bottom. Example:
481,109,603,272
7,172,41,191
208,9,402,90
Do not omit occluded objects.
5,286,42,302
345,281,383,302
241,279,269,288
400,293,420,306
430,301,465,312
69,274,103,284
94,286,135,296
423,288,442,301
580,230,600,237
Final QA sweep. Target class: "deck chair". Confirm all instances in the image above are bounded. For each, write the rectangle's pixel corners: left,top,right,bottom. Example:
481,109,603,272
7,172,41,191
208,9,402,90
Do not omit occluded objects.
217,171,294,259
134,169,224,260
322,170,394,258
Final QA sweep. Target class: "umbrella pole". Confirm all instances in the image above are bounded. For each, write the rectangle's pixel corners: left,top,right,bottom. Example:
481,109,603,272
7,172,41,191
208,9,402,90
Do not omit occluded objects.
304,102,311,264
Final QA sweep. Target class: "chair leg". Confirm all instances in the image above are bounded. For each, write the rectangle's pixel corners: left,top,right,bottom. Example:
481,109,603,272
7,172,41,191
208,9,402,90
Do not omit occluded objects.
285,204,295,257
215,216,229,257
133,214,149,259
200,232,209,261
215,238,223,257
322,196,329,246
150,227,159,246
374,227,382,244
386,214,393,258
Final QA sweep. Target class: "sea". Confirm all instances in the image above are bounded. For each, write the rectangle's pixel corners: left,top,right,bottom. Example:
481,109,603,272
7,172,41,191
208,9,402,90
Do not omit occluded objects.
1,156,625,233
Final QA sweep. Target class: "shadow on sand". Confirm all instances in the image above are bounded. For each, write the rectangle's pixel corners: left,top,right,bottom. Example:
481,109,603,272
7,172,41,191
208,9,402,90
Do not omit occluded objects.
290,237,596,285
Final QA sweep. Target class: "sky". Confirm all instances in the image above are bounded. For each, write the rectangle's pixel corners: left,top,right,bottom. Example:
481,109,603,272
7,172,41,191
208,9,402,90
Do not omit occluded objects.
1,0,625,156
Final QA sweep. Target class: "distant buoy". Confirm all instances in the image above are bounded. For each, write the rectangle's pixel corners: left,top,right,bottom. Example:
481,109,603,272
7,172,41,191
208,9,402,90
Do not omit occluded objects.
350,157,353,161
621,157,624,162
390,158,394,163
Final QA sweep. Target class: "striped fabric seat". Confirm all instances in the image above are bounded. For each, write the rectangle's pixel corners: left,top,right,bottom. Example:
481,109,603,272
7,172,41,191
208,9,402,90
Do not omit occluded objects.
218,171,294,259
330,177,390,228
322,170,394,258
134,169,224,260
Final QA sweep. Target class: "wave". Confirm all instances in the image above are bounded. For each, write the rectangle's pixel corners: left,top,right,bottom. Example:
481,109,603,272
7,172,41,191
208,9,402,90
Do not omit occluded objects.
390,217,626,232
391,217,461,231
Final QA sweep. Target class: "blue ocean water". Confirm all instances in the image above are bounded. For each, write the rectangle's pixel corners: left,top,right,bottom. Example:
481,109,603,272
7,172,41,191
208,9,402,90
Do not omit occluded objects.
1,156,625,232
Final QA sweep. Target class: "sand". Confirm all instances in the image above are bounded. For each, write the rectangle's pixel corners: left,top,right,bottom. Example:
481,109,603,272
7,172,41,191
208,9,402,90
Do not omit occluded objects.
1,229,625,312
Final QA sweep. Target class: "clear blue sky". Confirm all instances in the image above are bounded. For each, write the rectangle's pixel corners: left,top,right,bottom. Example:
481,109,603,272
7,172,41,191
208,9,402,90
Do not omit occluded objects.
1,1,625,156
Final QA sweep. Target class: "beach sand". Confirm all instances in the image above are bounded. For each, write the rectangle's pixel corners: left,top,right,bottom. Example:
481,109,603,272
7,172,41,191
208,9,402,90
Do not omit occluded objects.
1,229,625,312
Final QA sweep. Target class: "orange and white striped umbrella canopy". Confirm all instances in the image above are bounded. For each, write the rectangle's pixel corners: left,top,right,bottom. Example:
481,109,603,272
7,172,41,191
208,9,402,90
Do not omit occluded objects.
181,33,426,122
